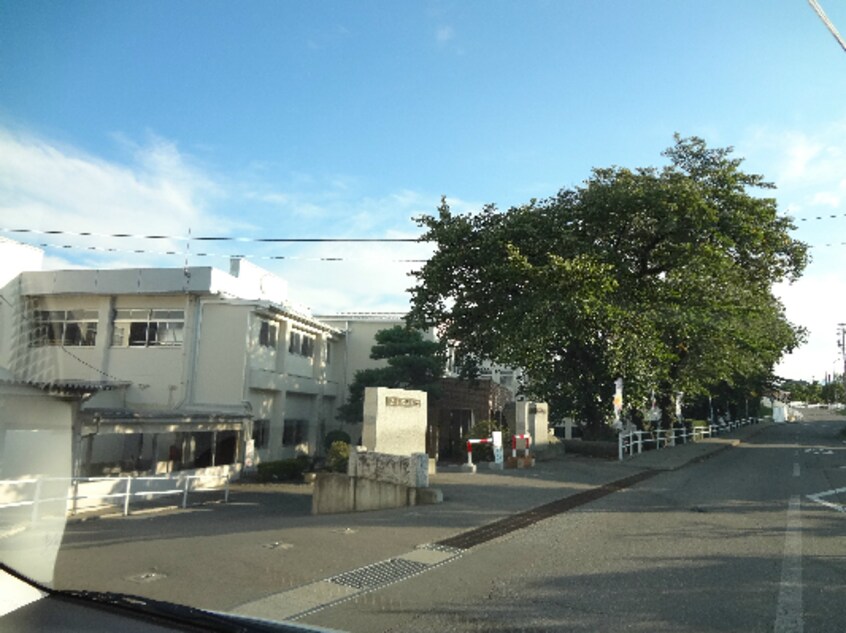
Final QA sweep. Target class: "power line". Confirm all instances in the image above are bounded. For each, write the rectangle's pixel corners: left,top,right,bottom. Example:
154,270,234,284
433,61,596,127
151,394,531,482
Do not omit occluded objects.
808,0,846,53
3,213,845,245
27,240,429,263
0,227,420,243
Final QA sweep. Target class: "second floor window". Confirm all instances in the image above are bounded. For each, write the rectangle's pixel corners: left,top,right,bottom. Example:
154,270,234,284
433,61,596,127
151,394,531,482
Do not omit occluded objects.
259,320,277,348
112,309,184,347
288,330,315,358
32,309,98,346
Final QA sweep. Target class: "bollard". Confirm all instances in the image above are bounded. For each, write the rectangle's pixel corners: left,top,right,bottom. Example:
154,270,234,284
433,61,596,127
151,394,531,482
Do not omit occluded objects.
511,434,531,458
465,438,493,469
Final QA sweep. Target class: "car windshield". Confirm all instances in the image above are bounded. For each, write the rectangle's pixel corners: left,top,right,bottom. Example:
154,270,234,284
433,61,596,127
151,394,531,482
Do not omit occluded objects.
2,2,846,632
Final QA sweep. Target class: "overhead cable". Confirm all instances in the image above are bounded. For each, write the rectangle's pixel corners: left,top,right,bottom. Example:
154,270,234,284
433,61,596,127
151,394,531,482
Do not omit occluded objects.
808,0,846,53
0,227,420,243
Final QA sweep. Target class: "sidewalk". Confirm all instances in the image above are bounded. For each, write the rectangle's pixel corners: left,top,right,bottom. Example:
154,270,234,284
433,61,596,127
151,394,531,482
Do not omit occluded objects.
615,420,770,471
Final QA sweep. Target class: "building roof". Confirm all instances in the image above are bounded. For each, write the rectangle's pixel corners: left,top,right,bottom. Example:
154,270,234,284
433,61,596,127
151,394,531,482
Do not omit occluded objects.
0,375,130,397
81,407,250,434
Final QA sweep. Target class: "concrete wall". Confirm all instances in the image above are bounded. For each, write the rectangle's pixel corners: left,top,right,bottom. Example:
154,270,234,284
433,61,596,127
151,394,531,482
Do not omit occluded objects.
193,303,249,406
0,240,44,372
363,387,427,455
312,450,437,515
348,449,429,488
511,401,550,450
0,382,75,585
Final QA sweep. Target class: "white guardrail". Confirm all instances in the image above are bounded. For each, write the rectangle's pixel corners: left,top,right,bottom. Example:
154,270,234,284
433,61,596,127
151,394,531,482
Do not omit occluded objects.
618,417,760,461
0,473,230,520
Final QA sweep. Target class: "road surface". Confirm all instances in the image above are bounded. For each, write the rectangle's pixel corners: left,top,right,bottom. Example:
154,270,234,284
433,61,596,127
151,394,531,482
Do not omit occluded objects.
55,413,846,632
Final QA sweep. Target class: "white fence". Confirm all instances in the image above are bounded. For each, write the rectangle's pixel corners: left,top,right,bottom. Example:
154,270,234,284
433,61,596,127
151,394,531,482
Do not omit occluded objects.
618,418,760,461
0,472,231,520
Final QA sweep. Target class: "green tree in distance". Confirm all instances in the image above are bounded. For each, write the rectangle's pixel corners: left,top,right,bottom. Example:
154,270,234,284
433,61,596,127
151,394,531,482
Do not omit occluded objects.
407,136,806,438
337,325,445,424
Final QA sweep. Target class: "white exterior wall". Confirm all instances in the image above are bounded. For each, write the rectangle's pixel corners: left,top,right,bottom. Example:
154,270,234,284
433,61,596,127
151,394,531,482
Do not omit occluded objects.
0,240,44,373
0,382,75,585
317,315,437,404
193,303,250,407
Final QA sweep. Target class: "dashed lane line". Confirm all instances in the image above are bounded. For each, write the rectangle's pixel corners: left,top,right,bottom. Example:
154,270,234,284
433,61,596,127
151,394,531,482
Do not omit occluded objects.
774,496,803,633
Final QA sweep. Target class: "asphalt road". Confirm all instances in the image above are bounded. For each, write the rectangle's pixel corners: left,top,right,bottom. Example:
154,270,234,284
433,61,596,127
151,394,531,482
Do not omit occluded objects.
302,412,846,632
52,413,846,632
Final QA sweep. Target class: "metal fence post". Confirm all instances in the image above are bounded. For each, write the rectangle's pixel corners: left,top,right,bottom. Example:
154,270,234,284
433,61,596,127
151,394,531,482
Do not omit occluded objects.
224,474,230,504
71,477,79,515
30,479,43,525
123,476,132,516
182,477,189,509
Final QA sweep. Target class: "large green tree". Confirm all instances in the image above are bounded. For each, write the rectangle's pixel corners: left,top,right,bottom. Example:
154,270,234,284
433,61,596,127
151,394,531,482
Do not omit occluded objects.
337,325,445,424
407,136,806,436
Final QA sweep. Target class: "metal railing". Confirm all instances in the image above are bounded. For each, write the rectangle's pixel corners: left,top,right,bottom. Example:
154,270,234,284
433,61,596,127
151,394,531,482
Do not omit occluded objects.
0,473,231,520
618,417,760,461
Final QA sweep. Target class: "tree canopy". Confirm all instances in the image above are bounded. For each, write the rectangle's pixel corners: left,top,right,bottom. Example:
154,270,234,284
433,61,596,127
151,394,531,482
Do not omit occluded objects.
337,325,445,424
407,136,807,435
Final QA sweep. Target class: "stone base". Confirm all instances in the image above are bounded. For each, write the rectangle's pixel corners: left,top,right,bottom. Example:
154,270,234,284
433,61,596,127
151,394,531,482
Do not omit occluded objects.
505,455,535,469
487,462,504,470
416,487,443,504
460,463,477,474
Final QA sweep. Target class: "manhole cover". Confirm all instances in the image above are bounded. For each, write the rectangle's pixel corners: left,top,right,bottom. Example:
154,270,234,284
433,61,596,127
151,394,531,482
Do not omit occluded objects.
126,571,167,584
262,541,293,550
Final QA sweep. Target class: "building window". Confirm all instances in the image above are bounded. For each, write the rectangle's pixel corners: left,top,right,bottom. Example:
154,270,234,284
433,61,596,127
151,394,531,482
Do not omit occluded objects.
288,330,314,358
252,419,270,449
259,320,277,348
32,309,98,347
282,419,308,446
112,309,184,347
288,331,300,355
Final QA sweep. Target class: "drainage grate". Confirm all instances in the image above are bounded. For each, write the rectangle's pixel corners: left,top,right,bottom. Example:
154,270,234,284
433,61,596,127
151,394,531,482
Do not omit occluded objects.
416,543,464,555
329,558,429,590
436,469,658,550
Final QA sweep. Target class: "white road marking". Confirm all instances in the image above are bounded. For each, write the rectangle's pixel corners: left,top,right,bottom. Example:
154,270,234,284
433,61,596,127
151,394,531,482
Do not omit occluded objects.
806,487,846,514
774,496,803,633
793,463,800,477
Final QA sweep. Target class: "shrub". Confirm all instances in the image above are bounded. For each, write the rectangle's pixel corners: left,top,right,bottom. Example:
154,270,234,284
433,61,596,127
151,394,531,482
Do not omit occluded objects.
326,440,350,473
323,429,352,451
256,454,312,482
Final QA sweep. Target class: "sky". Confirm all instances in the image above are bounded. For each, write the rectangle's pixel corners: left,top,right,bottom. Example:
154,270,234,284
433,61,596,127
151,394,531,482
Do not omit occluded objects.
1,0,845,382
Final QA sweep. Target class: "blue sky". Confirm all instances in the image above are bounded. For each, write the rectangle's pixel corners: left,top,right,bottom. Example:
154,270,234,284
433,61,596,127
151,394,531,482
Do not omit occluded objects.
1,0,846,381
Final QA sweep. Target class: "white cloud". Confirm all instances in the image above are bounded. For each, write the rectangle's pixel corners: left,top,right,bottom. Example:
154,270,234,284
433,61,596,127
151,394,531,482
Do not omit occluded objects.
435,25,454,43
0,128,235,268
811,191,841,207
740,120,846,381
0,126,476,314
774,274,846,381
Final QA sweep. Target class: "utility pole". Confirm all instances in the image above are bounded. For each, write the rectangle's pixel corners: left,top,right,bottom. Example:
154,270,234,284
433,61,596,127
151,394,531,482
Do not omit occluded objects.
838,323,846,400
